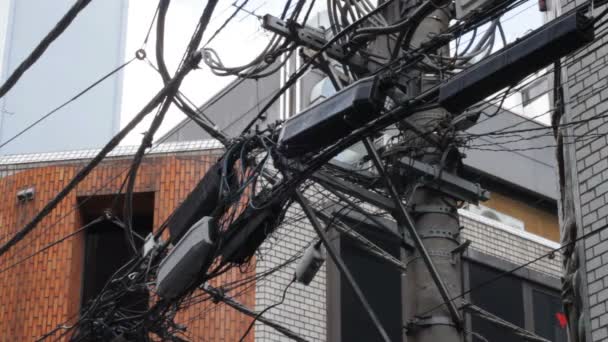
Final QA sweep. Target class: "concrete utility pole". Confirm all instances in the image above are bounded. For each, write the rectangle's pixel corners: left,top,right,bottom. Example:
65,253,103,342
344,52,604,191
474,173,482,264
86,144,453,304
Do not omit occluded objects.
373,2,465,342
264,2,474,341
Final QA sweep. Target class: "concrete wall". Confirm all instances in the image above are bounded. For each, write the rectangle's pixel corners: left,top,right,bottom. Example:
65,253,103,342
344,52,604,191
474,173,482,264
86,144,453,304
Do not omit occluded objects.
0,0,128,155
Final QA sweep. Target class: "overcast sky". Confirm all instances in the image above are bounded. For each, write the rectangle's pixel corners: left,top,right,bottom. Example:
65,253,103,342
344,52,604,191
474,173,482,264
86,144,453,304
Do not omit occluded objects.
0,0,545,146
119,0,544,144
120,0,329,145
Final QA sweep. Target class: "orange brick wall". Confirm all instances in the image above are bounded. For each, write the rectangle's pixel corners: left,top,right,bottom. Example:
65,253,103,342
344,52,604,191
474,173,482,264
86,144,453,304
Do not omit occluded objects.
0,153,255,341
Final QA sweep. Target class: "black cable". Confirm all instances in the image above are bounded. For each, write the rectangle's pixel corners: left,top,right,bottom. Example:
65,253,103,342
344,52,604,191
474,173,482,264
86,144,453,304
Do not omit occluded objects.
123,0,221,255
0,51,203,259
142,1,162,48
0,216,104,275
0,0,94,100
238,278,295,342
123,99,173,255
241,0,399,133
0,57,135,151
419,220,608,318
204,0,252,47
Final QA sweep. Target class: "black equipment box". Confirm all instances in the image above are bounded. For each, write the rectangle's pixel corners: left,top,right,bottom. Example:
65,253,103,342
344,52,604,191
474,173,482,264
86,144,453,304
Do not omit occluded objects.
278,76,383,157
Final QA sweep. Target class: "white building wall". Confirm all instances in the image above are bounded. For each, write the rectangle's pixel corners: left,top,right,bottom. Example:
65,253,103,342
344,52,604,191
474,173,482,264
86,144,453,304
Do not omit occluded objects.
254,188,562,341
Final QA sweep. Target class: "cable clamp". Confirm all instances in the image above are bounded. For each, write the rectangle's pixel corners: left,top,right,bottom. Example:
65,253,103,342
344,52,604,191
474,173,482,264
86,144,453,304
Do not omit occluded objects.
135,49,146,60
142,233,158,258
450,239,471,265
405,315,456,335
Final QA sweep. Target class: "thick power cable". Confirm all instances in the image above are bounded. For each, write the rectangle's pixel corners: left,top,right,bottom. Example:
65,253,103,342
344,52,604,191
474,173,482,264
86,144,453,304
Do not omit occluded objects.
0,0,94,100
240,0,399,133
123,0,220,253
0,216,104,275
0,52,203,259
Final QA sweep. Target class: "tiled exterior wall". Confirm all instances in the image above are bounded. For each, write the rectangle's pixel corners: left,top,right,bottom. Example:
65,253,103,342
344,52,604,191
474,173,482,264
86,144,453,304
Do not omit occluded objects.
254,189,328,342
254,188,562,342
0,152,256,341
558,0,608,340
0,142,564,341
460,210,562,277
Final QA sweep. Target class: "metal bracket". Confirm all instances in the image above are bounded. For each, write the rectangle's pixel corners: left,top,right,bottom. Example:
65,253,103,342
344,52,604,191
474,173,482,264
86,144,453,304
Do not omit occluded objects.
450,239,471,265
262,14,374,74
397,156,490,204
405,316,456,335
410,204,456,216
419,229,459,243
311,171,395,211
406,250,455,267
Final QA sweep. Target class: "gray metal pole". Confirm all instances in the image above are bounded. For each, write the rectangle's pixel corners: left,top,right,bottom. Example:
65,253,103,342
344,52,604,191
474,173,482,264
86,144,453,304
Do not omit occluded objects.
374,2,464,342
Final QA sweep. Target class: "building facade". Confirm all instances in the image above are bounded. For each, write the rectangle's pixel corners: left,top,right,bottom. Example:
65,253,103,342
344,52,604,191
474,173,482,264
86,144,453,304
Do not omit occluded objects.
0,4,585,341
0,141,258,341
0,136,566,341
554,0,608,341
160,51,567,341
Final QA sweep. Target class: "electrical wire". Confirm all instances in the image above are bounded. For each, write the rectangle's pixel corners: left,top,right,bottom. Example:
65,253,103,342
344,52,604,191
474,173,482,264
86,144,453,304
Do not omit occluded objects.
0,41,205,260
0,217,104,275
21,0,607,340
0,0,94,99
418,219,608,319
0,57,135,153
241,0,400,133
238,278,295,342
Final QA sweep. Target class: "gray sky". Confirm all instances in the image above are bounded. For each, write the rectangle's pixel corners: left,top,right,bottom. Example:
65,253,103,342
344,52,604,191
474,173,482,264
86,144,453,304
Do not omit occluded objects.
0,0,546,145
120,0,327,145
118,0,544,145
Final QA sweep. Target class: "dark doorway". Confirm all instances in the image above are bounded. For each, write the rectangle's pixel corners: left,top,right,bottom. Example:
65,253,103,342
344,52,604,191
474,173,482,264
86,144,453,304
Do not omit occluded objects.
78,193,154,312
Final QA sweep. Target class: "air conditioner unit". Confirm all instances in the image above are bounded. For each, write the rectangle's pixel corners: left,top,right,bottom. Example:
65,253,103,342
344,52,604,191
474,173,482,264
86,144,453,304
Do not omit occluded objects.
455,0,500,19
464,204,525,231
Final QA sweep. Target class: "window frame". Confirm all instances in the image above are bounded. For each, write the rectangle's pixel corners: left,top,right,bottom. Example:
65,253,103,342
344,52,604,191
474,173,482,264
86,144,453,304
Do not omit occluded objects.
463,249,563,342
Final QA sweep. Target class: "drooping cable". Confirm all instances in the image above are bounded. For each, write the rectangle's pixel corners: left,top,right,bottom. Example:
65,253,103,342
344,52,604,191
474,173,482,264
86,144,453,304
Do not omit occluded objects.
0,57,135,150
0,51,204,259
241,0,400,133
237,278,296,342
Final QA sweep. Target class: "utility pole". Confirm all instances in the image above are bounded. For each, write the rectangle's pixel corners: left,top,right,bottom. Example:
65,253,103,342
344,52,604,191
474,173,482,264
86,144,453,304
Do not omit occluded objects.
264,2,478,341
373,3,465,342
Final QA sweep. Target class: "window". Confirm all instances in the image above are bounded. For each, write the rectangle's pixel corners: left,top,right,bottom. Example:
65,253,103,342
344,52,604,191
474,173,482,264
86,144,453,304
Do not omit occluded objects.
340,234,402,342
79,193,154,312
327,215,403,342
469,262,526,342
521,76,549,107
467,261,567,342
532,288,568,341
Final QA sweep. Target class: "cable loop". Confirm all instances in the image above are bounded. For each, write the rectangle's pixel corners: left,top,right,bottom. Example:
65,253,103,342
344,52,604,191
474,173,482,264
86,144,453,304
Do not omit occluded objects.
135,49,147,60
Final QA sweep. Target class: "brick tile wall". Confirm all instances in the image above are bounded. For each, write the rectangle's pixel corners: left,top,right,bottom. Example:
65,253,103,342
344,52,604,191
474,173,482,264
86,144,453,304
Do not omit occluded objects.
0,152,255,341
